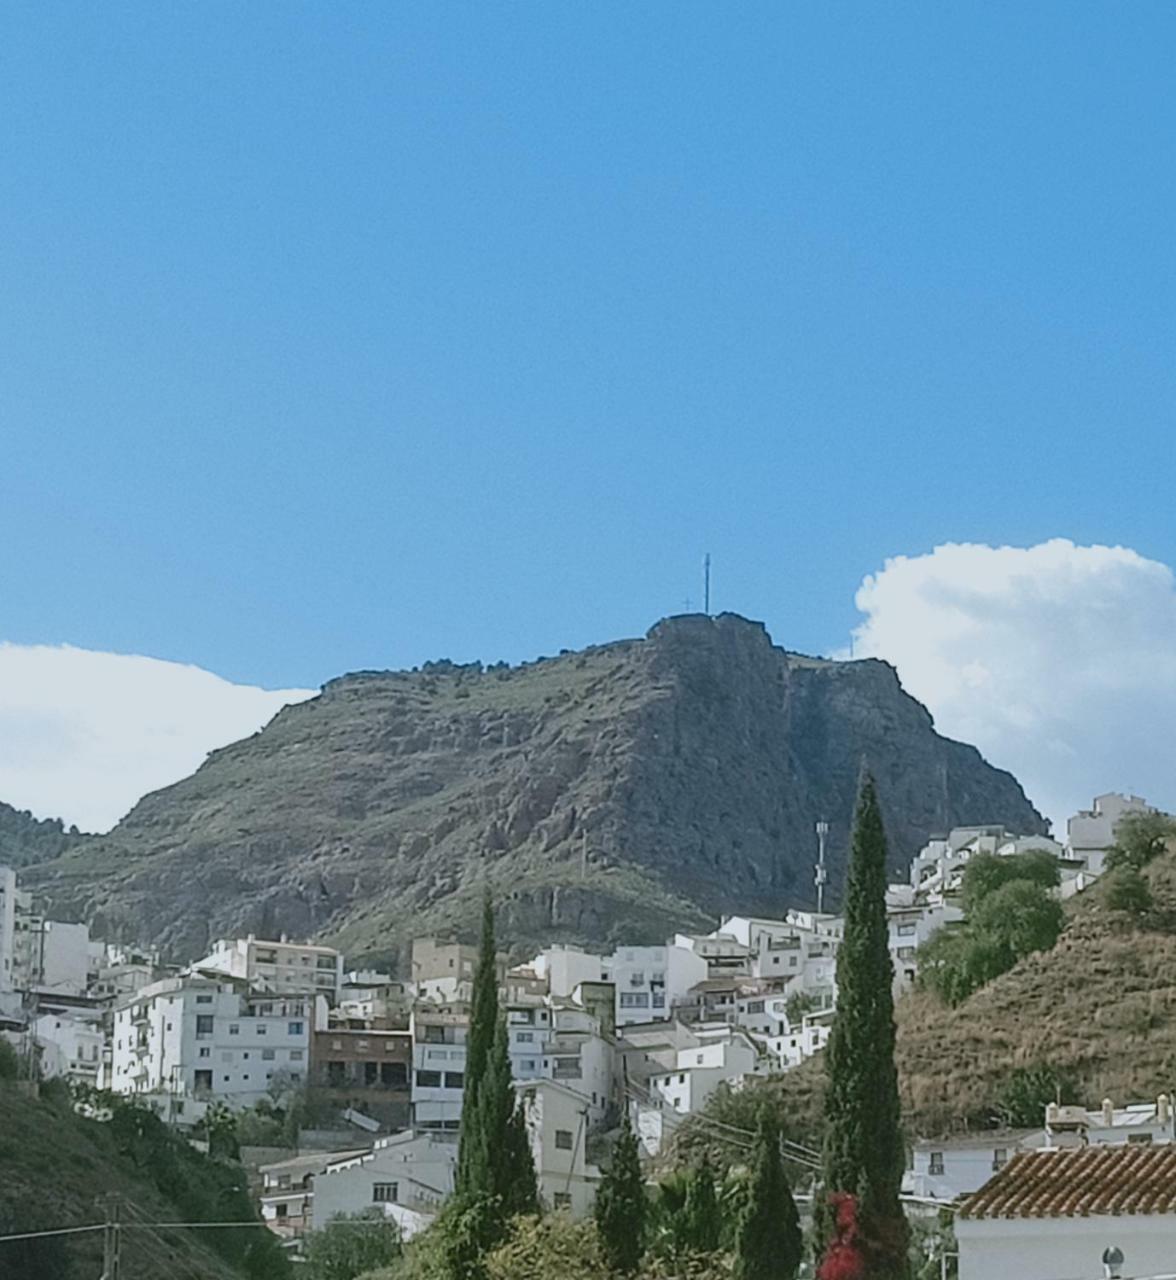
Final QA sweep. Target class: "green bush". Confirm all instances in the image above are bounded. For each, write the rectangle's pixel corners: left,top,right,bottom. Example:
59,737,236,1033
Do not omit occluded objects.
1106,812,1176,873
304,1211,401,1280
1105,866,1153,916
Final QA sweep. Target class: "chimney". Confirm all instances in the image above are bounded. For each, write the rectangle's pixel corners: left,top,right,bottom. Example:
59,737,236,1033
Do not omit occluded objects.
1102,1098,1115,1127
1159,1093,1171,1126
1046,1101,1060,1128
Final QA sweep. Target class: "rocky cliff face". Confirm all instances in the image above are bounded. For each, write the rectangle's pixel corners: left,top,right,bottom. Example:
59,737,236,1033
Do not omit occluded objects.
28,614,1046,967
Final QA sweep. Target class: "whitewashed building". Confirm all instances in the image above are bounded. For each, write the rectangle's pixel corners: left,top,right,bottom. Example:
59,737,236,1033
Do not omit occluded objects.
1066,792,1156,876
259,1148,369,1240
30,1010,105,1085
110,975,311,1107
535,943,708,1028
907,1131,1042,1201
647,1024,761,1115
516,1077,602,1217
957,1143,1176,1280
194,936,343,1000
410,1005,468,1131
311,1130,457,1239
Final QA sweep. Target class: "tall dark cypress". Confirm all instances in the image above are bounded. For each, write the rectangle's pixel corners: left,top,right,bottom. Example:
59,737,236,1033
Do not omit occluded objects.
733,1115,803,1280
595,1113,647,1275
817,772,909,1278
457,891,499,1194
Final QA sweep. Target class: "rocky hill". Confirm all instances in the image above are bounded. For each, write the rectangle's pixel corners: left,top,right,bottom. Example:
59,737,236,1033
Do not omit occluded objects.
0,802,86,869
26,613,1045,967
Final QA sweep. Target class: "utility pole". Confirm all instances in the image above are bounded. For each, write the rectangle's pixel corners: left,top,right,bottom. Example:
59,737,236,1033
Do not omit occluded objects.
703,554,711,616
100,1194,122,1280
814,821,829,915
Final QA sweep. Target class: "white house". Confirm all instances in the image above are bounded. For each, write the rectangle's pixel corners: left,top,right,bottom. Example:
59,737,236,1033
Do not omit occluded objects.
1067,793,1155,876
906,1130,1042,1201
259,1148,369,1239
30,1011,105,1085
536,943,708,1028
516,1077,602,1217
110,975,312,1107
956,1143,1176,1280
194,936,343,1000
410,1005,468,1131
1045,1095,1175,1147
647,1024,761,1115
311,1130,457,1239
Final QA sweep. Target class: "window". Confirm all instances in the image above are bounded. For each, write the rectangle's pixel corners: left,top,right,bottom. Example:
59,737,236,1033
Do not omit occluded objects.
516,1031,534,1043
194,1070,213,1092
928,1152,945,1176
198,1047,210,1058
897,924,917,937
288,1022,304,1036
553,1193,572,1209
652,992,665,1008
275,1204,288,1219
522,1059,536,1071
619,993,649,1008
373,1183,398,1203
444,1072,464,1090
416,1070,442,1088
263,1049,276,1061
257,1024,267,1036
196,995,213,1005
229,1024,240,1036
554,1129,574,1150
290,1049,304,1061
746,1000,765,1014
196,1015,214,1038
1128,1133,1154,1145
317,957,336,970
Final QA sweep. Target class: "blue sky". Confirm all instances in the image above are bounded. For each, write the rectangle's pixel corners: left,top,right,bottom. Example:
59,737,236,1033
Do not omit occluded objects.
2,3,1174,693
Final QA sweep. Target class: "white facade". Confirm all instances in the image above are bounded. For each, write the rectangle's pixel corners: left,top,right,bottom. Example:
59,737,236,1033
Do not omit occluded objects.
410,1008,467,1131
907,1133,1041,1201
1067,792,1154,876
517,1077,602,1217
957,1214,1176,1280
31,1011,105,1085
536,942,708,1028
311,1130,456,1239
110,976,311,1107
194,936,343,999
648,1026,761,1115
0,867,17,993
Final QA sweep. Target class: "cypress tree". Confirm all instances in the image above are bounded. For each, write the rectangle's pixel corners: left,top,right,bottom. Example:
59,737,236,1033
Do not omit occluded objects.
682,1154,721,1254
594,1113,646,1275
457,891,500,1194
449,892,538,1280
817,772,909,1278
733,1114,803,1280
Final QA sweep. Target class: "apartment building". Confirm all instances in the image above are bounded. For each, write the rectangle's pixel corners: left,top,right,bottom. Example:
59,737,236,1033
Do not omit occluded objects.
194,936,343,1000
110,975,312,1107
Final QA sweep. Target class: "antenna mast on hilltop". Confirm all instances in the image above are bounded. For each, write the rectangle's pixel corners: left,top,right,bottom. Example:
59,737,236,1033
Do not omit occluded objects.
814,821,829,914
703,554,711,615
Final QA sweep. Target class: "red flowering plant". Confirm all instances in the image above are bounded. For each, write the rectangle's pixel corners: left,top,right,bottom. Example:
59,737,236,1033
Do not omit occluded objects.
816,1193,868,1280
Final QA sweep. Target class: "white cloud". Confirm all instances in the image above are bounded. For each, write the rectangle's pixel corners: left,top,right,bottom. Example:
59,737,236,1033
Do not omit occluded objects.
845,539,1176,831
0,643,315,833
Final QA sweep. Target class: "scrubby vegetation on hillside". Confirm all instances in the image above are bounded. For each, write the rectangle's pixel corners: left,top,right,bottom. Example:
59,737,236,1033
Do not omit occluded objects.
0,1082,286,1280
0,800,86,868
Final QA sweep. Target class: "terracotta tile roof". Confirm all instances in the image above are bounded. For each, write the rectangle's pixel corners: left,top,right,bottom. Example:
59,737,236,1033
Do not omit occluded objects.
960,1144,1176,1219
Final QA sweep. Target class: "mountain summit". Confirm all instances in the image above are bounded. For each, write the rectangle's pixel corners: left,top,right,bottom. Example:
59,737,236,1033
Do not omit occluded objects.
28,614,1045,966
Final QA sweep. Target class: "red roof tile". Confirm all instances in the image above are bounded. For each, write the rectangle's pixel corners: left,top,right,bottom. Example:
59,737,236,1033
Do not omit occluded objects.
960,1144,1176,1219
